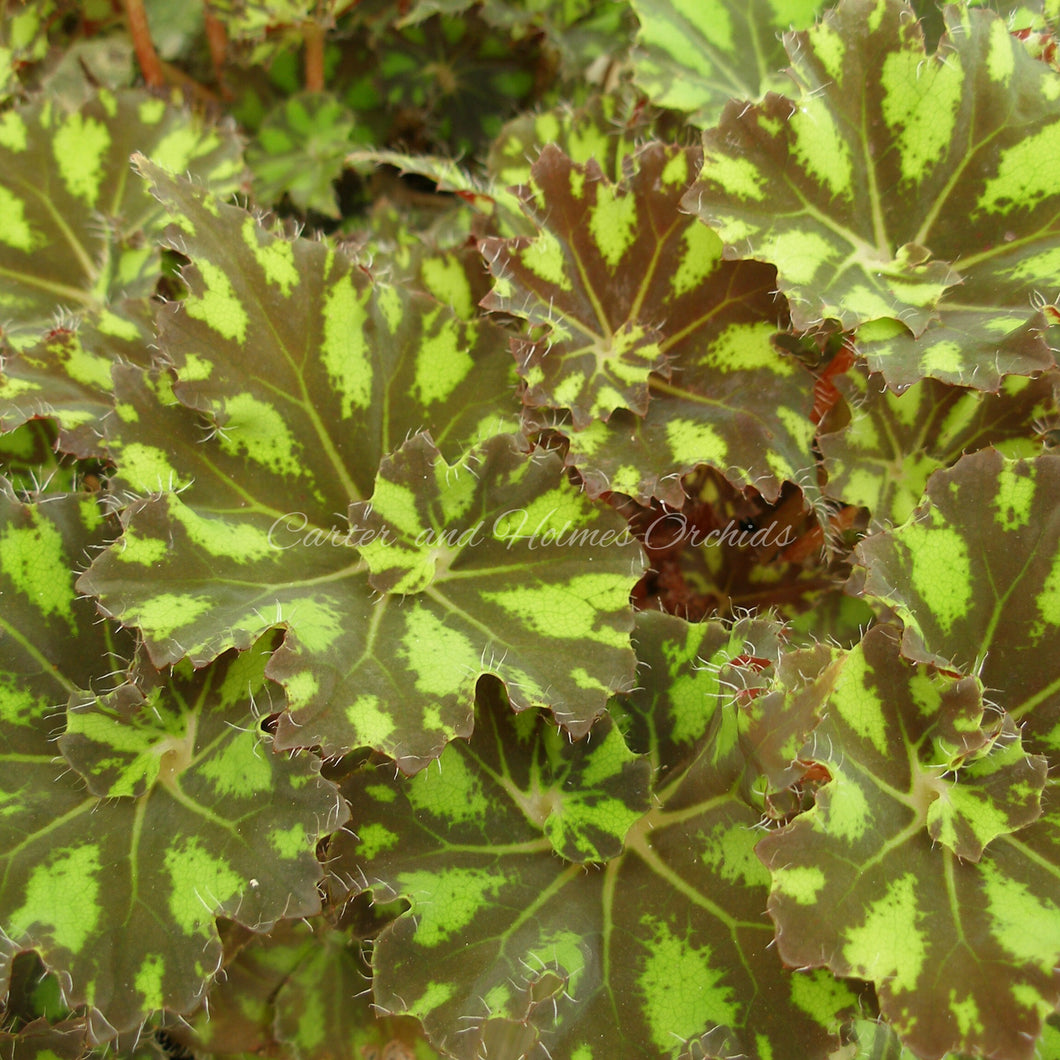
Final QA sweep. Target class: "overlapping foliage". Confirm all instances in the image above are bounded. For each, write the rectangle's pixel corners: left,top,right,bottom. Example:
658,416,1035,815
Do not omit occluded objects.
1,0,1059,1058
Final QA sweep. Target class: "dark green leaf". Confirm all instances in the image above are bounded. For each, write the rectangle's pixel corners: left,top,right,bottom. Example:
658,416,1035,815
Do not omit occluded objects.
629,0,825,124
328,613,863,1060
857,449,1060,756
684,0,1060,391
757,625,1055,1060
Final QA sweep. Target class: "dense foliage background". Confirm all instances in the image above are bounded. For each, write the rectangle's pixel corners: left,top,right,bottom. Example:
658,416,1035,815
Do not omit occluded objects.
1,0,1060,1058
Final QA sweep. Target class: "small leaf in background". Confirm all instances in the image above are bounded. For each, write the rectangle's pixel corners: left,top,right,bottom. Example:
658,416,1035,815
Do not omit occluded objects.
757,625,1054,1060
329,614,865,1060
857,448,1060,756
334,10,546,156
247,91,358,217
396,0,636,79
0,88,242,350
629,0,824,125
684,0,1060,391
819,364,1059,527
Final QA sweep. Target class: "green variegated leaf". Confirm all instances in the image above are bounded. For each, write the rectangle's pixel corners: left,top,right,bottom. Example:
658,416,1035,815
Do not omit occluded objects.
486,92,692,189
684,0,1060,390
328,613,865,1060
138,157,517,473
0,0,54,102
0,1017,89,1060
757,625,1055,1060
0,486,339,1032
523,260,818,508
629,0,824,124
857,449,1060,755
0,306,154,459
77,167,636,768
271,431,644,763
370,241,495,322
0,639,344,1034
0,420,67,495
346,149,533,238
820,365,1059,527
0,87,242,349
0,484,130,724
482,144,708,427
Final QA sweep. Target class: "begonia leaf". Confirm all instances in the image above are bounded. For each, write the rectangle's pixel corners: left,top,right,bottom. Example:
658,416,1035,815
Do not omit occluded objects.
381,244,495,322
857,448,1060,755
273,431,644,763
0,306,154,459
683,0,1060,392
0,639,344,1034
629,0,824,125
820,365,1058,527
481,144,703,427
328,612,864,1060
138,157,517,474
757,625,1055,1060
0,0,58,104
78,167,639,769
627,473,864,632
0,484,340,1032
0,485,130,730
0,420,71,496
163,917,443,1060
346,149,533,238
486,93,690,189
0,88,242,349
522,261,818,507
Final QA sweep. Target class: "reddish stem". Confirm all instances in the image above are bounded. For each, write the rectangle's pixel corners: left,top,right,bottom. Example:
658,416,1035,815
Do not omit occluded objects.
122,0,165,88
203,6,231,94
303,20,325,92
